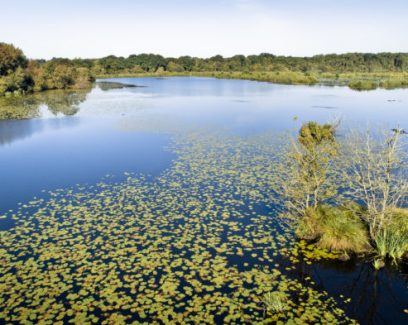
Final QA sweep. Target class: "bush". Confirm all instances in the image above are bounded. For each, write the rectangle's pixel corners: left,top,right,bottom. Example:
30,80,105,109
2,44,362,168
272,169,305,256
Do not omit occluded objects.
298,121,336,147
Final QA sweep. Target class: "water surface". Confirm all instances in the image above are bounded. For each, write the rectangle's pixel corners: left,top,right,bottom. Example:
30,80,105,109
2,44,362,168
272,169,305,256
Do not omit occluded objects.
1,77,407,324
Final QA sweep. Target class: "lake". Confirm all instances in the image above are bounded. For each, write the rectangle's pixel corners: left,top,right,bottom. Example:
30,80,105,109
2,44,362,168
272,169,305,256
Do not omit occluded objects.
0,77,407,324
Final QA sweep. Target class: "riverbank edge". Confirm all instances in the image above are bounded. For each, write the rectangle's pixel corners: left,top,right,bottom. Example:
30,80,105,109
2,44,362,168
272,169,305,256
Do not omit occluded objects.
95,71,408,91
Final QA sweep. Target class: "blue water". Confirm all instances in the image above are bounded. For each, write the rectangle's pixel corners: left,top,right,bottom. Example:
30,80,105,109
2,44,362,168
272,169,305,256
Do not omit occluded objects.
1,77,408,324
2,77,408,218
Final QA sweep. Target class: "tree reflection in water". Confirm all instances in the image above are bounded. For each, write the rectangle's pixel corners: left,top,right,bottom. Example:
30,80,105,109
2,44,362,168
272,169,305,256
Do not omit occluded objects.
0,88,91,145
292,256,408,324
0,88,91,120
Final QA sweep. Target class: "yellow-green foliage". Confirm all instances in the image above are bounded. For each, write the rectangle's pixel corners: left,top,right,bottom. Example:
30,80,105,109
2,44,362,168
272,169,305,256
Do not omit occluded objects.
297,205,371,253
348,79,378,91
379,78,408,89
262,291,288,315
295,208,320,240
215,71,318,85
0,131,356,324
389,208,408,234
298,121,336,147
281,121,338,214
374,208,408,262
375,230,408,263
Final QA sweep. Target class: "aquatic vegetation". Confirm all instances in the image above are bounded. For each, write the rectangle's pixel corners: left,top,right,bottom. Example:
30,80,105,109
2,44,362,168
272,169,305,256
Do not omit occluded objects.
373,258,385,270
314,205,370,253
96,81,139,91
348,80,378,91
200,71,318,86
374,229,408,263
0,131,356,324
281,123,408,264
373,209,408,263
261,291,288,315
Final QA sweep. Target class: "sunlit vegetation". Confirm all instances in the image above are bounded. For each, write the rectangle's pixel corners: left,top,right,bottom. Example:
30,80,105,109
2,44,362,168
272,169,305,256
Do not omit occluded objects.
0,130,357,324
0,111,406,322
319,72,408,90
87,52,408,76
280,121,339,222
1,42,408,323
347,79,378,91
3,42,408,93
280,122,408,264
0,43,94,96
299,205,370,253
198,71,318,85
88,52,408,89
261,291,288,315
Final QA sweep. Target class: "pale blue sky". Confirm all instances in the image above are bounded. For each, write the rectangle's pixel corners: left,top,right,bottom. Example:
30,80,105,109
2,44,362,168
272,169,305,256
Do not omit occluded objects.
1,0,407,59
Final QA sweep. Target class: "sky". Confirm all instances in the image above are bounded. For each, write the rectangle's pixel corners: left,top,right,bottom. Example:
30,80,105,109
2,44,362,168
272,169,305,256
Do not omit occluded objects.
1,0,407,59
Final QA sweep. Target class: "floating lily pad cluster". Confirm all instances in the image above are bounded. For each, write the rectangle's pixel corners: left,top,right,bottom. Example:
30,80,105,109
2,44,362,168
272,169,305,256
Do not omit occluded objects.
0,131,356,324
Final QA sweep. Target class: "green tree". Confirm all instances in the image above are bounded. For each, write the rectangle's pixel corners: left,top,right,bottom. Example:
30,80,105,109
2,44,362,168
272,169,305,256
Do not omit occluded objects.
280,122,339,220
0,43,27,76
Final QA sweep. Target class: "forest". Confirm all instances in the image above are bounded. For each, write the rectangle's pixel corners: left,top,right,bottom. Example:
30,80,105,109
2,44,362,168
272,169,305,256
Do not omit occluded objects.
0,43,94,96
2,42,408,96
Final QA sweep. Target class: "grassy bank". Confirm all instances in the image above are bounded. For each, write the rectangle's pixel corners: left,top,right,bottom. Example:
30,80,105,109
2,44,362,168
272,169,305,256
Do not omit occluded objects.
96,70,318,85
319,72,408,90
96,70,408,90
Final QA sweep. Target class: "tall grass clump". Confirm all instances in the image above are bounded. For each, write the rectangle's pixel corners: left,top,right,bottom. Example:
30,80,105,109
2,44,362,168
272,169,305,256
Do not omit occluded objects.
315,205,370,253
374,230,408,263
374,209,408,263
262,291,288,315
296,205,370,253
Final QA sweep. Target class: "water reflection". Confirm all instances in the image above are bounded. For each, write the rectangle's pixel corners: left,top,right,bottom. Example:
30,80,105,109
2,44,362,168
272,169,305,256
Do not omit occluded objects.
0,118,80,146
1,78,408,323
0,88,90,120
0,88,91,145
291,256,408,324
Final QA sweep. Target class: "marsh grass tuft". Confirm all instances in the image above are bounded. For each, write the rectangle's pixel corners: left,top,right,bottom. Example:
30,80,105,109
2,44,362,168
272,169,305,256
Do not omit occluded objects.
297,205,371,254
374,230,408,263
372,209,408,263
348,79,378,91
373,258,385,270
261,291,288,316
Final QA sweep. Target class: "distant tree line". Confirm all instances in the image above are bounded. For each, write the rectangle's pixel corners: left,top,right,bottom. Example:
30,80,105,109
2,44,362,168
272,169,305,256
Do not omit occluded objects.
75,52,408,76
2,41,408,96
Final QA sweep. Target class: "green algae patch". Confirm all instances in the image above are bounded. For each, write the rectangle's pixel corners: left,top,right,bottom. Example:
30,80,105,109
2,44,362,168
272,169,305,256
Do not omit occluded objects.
0,131,356,324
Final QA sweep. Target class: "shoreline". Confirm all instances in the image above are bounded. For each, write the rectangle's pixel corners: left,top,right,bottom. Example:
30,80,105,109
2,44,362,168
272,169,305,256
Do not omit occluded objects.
95,71,408,91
